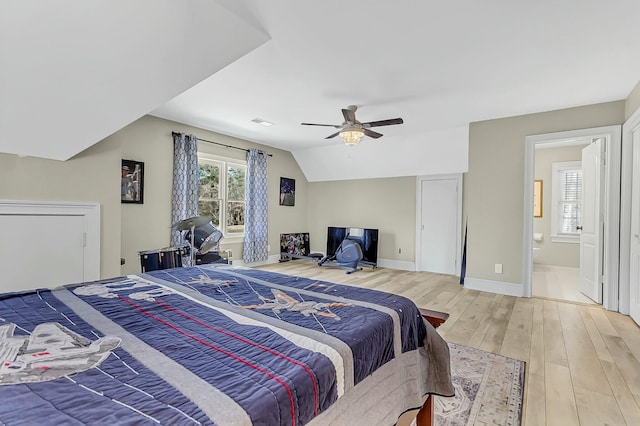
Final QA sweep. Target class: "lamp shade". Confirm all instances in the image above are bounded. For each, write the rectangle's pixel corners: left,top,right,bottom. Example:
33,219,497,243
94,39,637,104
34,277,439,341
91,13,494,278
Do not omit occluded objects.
339,129,364,145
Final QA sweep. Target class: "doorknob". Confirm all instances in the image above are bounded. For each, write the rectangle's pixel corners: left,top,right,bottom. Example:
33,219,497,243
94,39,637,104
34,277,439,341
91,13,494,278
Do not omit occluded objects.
576,226,583,231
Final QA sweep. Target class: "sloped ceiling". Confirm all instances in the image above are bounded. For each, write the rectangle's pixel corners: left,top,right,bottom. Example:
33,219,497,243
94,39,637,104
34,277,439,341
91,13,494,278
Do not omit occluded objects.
151,1,640,181
0,0,269,160
3,1,640,182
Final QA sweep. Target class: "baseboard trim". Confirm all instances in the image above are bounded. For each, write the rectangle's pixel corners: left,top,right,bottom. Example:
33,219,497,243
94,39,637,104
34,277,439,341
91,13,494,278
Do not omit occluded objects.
464,277,524,297
377,259,415,271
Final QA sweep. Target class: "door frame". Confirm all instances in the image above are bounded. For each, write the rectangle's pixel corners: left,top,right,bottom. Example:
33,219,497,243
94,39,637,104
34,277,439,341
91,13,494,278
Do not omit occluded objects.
0,199,101,283
620,107,640,315
415,173,463,274
522,126,621,311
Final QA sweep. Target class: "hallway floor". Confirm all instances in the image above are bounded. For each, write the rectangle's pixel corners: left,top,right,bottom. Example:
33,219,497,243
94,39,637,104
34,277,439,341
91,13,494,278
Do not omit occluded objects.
533,263,596,304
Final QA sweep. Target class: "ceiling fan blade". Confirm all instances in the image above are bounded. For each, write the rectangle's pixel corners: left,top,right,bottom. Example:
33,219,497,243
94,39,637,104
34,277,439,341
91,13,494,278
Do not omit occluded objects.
342,108,356,124
364,129,383,139
301,123,341,128
325,131,340,139
362,118,404,128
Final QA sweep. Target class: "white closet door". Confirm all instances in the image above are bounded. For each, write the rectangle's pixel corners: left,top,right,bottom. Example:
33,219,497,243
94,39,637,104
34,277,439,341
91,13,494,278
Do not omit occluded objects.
419,178,459,275
0,214,85,292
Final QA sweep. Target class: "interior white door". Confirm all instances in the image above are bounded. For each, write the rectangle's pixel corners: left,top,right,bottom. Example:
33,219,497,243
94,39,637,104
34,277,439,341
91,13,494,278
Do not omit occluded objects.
579,139,603,303
629,127,640,324
419,178,458,275
0,214,85,292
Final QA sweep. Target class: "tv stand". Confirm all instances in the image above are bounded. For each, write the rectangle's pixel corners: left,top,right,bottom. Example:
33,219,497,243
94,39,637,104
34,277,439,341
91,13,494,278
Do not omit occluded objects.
279,252,323,262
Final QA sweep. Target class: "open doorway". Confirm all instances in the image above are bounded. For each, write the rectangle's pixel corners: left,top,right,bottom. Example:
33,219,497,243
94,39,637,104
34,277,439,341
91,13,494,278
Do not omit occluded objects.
523,126,622,311
532,141,594,304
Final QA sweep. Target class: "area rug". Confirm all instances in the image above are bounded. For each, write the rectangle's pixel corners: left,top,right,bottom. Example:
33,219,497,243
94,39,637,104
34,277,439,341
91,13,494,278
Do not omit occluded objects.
434,342,525,426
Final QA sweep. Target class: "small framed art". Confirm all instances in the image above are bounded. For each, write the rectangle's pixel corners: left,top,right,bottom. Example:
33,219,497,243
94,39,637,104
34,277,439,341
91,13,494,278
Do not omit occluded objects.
279,177,295,206
121,159,144,204
533,179,542,218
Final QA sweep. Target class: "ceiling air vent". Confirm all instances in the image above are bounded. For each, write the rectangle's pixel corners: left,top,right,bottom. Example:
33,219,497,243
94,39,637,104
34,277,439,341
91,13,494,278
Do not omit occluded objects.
251,118,274,126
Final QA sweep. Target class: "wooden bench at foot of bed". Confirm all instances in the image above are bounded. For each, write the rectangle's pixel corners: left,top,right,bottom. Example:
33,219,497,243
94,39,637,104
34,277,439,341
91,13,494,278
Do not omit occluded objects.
419,308,450,329
415,308,449,426
416,394,434,426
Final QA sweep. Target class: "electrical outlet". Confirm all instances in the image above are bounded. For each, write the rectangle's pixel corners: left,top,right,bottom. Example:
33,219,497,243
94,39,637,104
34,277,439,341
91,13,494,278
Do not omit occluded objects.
495,263,503,274
398,248,402,254
268,244,271,252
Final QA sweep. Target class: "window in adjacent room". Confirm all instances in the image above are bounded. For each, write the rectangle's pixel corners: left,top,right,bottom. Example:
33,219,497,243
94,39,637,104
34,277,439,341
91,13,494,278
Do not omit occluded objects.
198,154,246,238
551,161,582,243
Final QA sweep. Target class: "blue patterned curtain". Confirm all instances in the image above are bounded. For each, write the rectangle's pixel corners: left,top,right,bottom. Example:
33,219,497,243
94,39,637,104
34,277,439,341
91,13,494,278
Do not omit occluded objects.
243,149,268,263
170,133,199,248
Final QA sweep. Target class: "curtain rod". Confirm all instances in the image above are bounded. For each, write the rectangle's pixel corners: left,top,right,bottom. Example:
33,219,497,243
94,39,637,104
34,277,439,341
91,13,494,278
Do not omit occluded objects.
172,132,273,157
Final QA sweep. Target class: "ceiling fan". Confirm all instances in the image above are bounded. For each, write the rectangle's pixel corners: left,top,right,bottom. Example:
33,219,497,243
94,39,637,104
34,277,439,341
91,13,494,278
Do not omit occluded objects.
301,105,404,145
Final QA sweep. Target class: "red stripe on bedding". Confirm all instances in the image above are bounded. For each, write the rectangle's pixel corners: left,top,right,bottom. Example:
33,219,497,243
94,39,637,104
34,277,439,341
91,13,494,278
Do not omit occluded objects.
155,299,320,416
118,296,296,426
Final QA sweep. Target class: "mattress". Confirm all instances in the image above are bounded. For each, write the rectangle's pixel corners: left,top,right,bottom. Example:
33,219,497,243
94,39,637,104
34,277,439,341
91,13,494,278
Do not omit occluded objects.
0,265,453,425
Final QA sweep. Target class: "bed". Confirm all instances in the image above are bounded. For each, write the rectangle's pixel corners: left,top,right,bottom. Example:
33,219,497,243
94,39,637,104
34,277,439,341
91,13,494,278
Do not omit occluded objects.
0,265,454,425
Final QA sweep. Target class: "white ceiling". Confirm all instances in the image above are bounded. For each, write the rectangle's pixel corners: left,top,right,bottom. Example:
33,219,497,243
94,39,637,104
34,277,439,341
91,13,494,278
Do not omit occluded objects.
0,0,268,160
3,1,640,181
152,0,640,180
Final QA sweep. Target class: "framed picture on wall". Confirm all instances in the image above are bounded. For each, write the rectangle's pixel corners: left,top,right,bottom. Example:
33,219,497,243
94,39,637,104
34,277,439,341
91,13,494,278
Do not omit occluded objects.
533,179,542,217
279,177,295,206
121,159,144,204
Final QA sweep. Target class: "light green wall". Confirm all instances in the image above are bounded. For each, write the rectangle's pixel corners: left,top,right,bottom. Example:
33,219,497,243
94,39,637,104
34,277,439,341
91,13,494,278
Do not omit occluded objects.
0,138,122,279
625,80,640,120
117,115,308,275
0,114,309,279
4,78,638,282
533,144,587,267
307,177,416,262
465,101,625,285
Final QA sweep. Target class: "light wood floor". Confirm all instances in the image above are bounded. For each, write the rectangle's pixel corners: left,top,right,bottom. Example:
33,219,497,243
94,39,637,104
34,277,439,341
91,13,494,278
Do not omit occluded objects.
254,261,640,426
533,264,595,305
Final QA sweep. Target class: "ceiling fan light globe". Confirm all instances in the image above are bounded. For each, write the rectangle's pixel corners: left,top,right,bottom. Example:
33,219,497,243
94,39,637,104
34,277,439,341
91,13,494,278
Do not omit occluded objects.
340,129,364,145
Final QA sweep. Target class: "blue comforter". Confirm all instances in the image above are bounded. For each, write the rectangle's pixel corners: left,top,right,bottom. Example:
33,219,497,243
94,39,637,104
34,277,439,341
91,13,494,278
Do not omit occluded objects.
0,266,449,425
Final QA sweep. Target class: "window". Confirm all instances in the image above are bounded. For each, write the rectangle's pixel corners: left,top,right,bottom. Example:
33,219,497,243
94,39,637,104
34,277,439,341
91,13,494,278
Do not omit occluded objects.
551,161,582,243
198,154,246,238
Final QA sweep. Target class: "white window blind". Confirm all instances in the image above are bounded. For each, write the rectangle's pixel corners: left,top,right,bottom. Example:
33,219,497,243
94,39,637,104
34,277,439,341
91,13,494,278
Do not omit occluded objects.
559,169,582,233
551,161,582,243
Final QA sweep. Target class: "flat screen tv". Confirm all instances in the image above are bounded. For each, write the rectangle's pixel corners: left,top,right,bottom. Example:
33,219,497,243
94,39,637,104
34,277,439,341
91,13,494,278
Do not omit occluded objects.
326,226,379,266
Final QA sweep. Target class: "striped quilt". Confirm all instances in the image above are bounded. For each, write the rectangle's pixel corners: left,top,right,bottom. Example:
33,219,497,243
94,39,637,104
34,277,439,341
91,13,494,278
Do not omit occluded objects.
0,265,453,425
